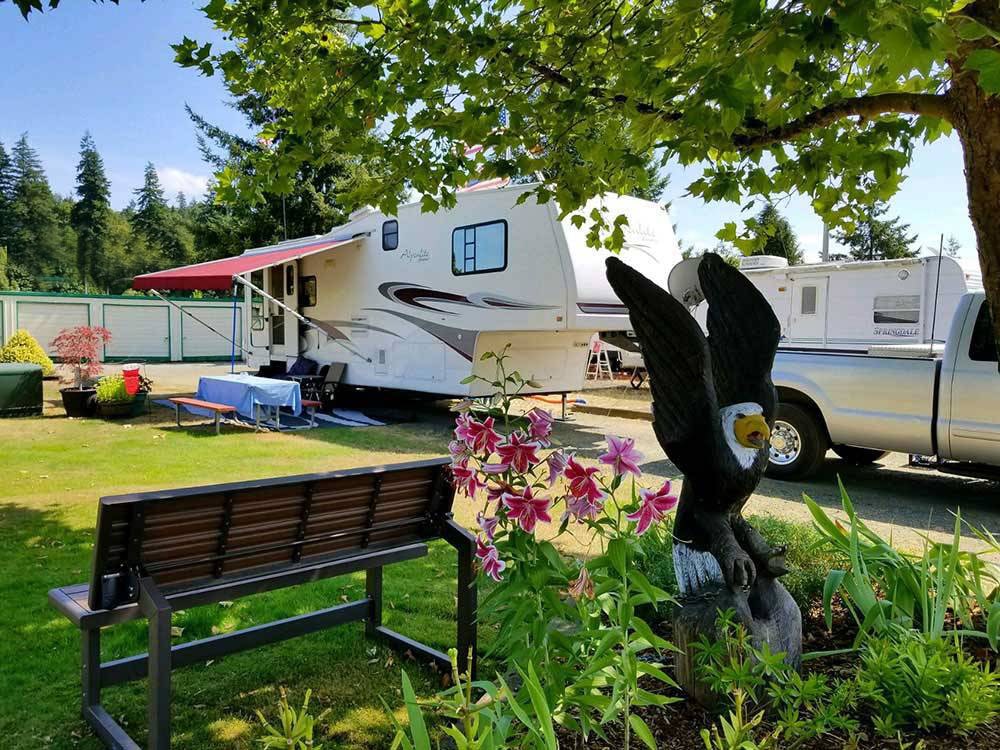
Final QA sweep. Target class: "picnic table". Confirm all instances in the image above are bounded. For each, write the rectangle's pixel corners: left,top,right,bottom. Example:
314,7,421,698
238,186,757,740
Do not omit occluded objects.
193,373,302,429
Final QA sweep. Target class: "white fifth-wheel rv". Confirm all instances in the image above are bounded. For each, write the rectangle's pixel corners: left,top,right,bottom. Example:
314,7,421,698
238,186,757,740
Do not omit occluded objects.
134,182,681,397
696,254,983,351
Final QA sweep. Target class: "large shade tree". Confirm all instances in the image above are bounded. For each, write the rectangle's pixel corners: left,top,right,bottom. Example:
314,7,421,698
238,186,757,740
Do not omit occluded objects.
14,0,1000,351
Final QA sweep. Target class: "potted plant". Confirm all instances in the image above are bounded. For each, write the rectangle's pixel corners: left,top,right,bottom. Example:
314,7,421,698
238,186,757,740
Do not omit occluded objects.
50,326,112,418
95,371,154,419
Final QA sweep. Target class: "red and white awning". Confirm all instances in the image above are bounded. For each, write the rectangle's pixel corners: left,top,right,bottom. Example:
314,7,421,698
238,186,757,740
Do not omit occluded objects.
132,236,360,291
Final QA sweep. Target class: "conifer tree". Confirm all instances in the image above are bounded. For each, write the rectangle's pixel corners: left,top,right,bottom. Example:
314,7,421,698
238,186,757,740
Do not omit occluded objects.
70,133,111,291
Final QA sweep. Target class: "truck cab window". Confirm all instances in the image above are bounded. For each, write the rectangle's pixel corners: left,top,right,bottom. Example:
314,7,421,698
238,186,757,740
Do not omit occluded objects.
451,220,507,275
800,286,817,315
969,301,998,363
382,220,398,251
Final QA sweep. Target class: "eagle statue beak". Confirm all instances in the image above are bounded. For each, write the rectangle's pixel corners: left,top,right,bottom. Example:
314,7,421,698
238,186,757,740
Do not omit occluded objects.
735,414,771,449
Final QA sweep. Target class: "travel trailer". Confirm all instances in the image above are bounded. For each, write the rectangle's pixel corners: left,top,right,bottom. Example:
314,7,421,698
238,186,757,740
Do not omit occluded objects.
697,254,983,351
134,183,681,397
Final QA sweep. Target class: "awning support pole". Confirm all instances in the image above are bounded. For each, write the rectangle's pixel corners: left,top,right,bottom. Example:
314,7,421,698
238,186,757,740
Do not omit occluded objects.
148,289,253,358
232,275,372,363
230,282,239,374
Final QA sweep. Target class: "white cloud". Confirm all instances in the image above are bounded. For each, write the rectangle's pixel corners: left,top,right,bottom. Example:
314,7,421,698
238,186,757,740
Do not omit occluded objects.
158,166,209,200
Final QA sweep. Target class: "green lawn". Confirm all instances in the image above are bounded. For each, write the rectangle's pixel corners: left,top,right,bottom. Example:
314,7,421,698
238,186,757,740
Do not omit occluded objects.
0,400,484,749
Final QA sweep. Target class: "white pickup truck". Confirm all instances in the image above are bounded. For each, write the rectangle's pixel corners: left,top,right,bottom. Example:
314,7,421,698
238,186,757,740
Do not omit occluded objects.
766,292,1000,480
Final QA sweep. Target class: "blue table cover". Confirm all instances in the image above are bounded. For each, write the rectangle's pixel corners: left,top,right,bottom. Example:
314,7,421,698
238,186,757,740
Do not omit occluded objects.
192,373,302,419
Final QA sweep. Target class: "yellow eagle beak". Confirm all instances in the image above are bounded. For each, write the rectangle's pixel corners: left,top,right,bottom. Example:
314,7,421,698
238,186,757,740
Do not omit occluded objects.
735,414,771,449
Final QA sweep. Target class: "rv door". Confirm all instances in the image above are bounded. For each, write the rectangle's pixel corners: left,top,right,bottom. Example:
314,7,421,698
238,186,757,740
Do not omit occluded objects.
246,270,271,367
789,276,829,346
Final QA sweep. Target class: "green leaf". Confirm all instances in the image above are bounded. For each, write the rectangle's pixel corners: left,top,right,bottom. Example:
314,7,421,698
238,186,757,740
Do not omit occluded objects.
607,538,628,576
629,714,658,750
965,48,1000,94
399,671,431,750
822,570,846,630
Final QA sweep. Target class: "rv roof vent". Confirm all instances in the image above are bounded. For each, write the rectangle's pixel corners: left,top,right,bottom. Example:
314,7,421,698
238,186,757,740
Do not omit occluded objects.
739,255,789,271
349,205,375,221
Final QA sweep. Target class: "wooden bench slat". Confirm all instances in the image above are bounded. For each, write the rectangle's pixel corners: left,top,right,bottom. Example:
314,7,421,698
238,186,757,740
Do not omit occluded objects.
168,397,236,412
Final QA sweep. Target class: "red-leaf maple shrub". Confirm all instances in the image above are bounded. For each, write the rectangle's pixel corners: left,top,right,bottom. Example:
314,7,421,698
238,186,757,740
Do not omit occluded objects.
50,326,112,389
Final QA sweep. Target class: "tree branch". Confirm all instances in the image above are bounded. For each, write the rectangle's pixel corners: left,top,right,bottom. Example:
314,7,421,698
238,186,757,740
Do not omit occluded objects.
731,92,952,149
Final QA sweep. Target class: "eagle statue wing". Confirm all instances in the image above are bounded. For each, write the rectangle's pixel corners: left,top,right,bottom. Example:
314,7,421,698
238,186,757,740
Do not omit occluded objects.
605,257,719,478
697,254,782,410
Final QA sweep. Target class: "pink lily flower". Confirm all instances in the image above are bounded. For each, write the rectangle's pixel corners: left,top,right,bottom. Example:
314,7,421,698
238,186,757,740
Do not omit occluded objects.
496,431,541,474
599,435,644,478
477,512,499,541
502,486,552,534
626,480,679,535
525,408,554,445
546,450,568,487
568,567,595,600
465,416,503,455
454,412,475,443
448,439,470,466
564,455,605,506
451,463,481,498
563,491,604,523
481,462,511,475
476,537,506,582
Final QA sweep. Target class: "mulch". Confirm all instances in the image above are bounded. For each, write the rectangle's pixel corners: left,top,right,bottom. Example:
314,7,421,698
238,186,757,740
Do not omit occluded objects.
555,600,1000,749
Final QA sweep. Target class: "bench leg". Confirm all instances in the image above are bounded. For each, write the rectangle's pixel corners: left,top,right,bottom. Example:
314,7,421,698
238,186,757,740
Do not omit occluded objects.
175,403,181,428
365,567,383,638
455,534,478,679
139,577,172,750
215,411,221,436
81,627,101,712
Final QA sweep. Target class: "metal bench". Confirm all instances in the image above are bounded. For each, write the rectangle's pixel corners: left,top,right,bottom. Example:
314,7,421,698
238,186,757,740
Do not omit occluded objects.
48,458,476,749
167,396,237,435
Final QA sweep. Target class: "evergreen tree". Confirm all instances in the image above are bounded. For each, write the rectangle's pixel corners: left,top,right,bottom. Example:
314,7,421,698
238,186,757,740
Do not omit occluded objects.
0,141,14,255
751,203,803,265
133,162,168,238
836,202,919,261
9,134,69,287
944,235,962,258
69,133,111,291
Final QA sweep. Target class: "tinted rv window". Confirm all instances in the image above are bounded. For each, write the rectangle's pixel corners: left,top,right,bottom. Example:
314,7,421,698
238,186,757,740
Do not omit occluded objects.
873,295,921,324
299,276,317,307
969,301,998,362
382,220,399,251
451,220,507,275
800,286,817,315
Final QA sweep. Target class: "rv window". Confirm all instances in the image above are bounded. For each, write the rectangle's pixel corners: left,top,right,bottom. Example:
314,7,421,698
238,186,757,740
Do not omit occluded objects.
382,220,399,251
969,301,998,363
873,294,921,325
299,276,317,308
451,220,507,275
800,286,817,315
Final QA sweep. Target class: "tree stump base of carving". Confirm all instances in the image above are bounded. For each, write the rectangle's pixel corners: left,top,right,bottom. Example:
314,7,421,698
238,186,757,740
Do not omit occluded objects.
672,576,802,707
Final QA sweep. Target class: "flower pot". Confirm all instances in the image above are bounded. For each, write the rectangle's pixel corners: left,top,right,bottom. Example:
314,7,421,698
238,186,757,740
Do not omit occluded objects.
97,399,137,419
129,392,148,417
60,387,97,418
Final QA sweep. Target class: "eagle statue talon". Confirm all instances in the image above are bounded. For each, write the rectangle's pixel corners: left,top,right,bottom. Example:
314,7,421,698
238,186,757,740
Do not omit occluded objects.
730,554,756,592
765,545,790,578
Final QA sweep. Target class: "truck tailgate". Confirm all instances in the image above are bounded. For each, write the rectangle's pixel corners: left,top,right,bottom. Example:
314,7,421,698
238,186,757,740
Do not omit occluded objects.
773,351,939,455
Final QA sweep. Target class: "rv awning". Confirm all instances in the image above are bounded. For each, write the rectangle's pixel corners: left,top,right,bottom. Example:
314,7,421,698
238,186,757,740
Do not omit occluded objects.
132,237,360,291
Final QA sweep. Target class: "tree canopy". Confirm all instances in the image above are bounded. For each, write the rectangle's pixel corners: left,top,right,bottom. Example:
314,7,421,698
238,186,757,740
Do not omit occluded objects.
167,0,1000,354
70,133,111,291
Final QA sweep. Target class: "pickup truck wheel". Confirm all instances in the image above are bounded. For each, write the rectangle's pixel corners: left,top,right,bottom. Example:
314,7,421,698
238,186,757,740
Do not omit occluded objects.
766,403,828,480
832,445,889,465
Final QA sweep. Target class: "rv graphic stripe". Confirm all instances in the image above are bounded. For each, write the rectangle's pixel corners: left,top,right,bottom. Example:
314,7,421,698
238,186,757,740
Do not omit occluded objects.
378,282,558,315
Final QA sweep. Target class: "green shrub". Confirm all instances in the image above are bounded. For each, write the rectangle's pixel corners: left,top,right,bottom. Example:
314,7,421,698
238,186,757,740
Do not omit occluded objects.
857,626,1000,736
636,514,836,608
0,329,55,376
95,374,129,403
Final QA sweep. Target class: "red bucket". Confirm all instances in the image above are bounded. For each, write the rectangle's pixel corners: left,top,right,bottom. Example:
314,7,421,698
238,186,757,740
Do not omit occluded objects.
122,364,141,396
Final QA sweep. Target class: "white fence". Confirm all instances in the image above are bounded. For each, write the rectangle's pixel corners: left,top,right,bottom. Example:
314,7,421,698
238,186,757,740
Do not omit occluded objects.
0,292,245,362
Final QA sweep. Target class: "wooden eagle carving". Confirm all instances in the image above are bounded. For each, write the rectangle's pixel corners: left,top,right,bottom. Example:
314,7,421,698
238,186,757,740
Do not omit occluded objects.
606,253,788,594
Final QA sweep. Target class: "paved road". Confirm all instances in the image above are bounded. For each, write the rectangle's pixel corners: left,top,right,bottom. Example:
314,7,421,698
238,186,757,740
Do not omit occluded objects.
555,409,1000,555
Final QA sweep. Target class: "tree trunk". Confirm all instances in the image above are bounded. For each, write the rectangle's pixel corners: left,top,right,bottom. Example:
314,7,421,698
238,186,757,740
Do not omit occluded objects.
952,1,1000,365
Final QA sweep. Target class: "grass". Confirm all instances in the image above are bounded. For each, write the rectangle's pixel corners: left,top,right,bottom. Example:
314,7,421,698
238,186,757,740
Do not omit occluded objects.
0,394,475,750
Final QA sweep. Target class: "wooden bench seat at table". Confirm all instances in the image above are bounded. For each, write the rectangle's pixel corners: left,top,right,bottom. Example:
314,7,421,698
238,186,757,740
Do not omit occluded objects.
48,457,476,750
167,396,237,435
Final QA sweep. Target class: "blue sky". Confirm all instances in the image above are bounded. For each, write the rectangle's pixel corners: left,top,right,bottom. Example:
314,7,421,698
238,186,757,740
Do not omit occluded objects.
0,1,979,266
